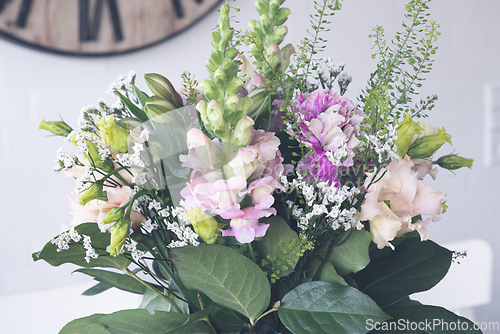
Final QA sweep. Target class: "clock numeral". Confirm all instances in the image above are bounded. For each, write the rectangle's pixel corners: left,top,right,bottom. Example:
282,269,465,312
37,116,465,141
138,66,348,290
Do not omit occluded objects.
172,0,204,19
0,0,33,29
79,0,123,42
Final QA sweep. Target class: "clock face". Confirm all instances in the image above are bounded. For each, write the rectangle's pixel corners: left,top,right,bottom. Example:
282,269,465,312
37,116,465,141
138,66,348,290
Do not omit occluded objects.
0,0,221,55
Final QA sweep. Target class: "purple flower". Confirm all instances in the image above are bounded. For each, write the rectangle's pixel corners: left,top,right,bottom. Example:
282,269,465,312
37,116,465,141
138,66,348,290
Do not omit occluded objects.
292,90,366,186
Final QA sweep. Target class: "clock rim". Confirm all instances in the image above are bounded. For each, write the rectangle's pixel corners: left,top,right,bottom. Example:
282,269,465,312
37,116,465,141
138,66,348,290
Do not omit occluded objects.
0,0,223,57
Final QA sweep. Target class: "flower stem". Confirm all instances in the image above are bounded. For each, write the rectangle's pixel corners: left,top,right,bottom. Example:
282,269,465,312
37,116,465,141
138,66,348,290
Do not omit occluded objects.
124,268,182,313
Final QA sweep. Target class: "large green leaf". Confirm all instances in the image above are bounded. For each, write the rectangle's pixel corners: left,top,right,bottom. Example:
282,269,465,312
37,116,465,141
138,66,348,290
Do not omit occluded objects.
171,244,271,323
278,281,389,334
355,238,452,308
208,306,247,333
140,288,189,314
59,309,212,334
32,223,130,269
327,229,372,276
367,299,482,333
256,216,300,279
74,268,146,295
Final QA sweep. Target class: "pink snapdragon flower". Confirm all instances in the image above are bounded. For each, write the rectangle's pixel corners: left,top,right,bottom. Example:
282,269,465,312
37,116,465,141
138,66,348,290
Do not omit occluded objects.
291,90,366,186
180,127,290,243
358,155,445,249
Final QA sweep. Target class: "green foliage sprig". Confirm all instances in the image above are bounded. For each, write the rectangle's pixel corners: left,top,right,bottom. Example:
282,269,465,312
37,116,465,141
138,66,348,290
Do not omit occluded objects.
360,0,440,130
290,0,342,92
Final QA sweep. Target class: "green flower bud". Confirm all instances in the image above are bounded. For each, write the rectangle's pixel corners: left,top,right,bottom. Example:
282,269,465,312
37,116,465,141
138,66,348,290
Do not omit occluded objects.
441,201,448,214
394,114,423,157
266,43,281,69
101,207,125,226
435,154,473,170
246,88,271,119
108,218,130,257
39,119,72,137
407,127,452,159
207,100,225,130
275,7,291,26
279,43,295,71
85,140,114,171
231,116,255,147
95,116,129,153
225,77,244,96
79,182,107,206
214,68,226,85
260,13,273,35
269,25,288,45
219,4,230,31
144,73,183,109
255,0,268,16
225,47,238,61
144,96,178,123
211,30,221,44
184,207,221,244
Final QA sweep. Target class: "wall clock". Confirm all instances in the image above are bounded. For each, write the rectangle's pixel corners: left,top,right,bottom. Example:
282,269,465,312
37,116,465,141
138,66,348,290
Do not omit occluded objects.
0,0,221,55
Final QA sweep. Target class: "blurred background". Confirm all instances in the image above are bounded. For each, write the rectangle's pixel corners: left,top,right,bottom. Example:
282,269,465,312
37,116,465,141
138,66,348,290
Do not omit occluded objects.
0,0,498,332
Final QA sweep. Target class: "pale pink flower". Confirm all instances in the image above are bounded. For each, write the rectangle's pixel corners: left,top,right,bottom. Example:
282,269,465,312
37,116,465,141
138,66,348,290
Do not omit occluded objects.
412,160,438,180
359,155,445,249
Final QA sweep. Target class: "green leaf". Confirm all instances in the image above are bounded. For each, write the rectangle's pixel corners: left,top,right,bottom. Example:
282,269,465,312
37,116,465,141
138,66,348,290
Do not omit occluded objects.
355,238,452,308
307,258,347,285
32,223,130,269
278,281,389,334
208,306,247,332
327,229,371,276
82,282,113,296
74,268,146,295
256,216,300,279
140,288,189,314
171,244,271,323
115,91,149,122
368,300,482,333
132,85,149,108
166,307,214,334
59,309,211,334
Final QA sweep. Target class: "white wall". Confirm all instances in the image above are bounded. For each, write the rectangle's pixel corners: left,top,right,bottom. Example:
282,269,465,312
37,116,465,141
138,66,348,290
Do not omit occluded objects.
1,0,498,327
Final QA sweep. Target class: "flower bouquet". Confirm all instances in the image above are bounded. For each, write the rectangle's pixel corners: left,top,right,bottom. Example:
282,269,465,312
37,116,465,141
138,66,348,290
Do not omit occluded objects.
35,0,478,333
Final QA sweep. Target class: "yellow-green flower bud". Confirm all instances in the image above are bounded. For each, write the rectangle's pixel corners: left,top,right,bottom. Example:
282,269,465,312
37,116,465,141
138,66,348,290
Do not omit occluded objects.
214,68,227,88
269,25,288,45
207,100,225,130
231,116,255,147
275,7,291,26
184,207,221,244
225,94,240,114
435,154,473,170
394,114,423,157
108,218,130,257
39,119,72,137
260,13,272,35
101,207,125,226
441,201,448,214
226,77,244,96
95,116,129,153
407,127,452,159
79,182,107,206
219,4,230,31
144,73,183,108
